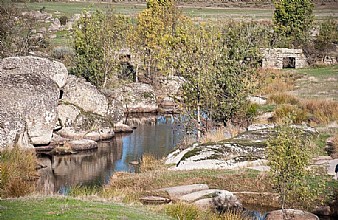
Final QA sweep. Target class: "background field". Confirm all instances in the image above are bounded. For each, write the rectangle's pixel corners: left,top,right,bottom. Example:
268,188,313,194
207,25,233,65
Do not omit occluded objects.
17,1,338,21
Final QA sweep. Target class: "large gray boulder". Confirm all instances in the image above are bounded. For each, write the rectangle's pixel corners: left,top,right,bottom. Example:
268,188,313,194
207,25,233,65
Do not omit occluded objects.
0,56,68,88
106,82,158,113
62,75,109,116
0,73,59,147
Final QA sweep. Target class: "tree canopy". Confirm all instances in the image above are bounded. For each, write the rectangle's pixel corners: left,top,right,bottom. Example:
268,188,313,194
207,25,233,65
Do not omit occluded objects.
273,0,314,48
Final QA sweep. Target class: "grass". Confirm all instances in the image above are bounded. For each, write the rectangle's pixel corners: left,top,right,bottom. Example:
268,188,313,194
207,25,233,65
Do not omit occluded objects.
165,202,200,220
0,197,173,220
291,64,338,101
103,169,272,203
200,127,231,144
295,64,338,78
262,65,338,125
17,2,145,17
140,154,165,172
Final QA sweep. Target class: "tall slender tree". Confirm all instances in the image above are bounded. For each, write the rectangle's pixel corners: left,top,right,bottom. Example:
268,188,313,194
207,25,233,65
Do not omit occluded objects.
132,0,183,80
73,10,131,88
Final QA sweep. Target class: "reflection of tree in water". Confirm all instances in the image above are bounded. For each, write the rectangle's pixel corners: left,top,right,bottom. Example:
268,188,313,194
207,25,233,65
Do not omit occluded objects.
37,139,122,194
37,117,184,194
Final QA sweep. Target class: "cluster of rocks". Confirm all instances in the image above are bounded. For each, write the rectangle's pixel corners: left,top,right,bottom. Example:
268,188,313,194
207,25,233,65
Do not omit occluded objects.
0,56,114,151
23,10,79,38
165,125,272,170
140,184,242,211
0,56,183,153
140,183,319,220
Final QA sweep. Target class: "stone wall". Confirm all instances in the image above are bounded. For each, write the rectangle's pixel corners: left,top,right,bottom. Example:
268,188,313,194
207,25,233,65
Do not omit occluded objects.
261,48,307,69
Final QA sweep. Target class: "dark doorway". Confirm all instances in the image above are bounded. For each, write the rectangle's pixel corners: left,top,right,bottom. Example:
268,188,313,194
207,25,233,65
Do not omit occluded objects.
283,57,296,68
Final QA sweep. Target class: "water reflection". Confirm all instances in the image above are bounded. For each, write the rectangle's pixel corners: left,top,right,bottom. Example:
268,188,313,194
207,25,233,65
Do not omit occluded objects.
37,115,184,194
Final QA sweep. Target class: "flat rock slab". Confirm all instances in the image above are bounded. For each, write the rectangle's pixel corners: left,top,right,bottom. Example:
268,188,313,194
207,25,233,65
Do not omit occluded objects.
57,127,114,141
159,184,209,199
194,198,213,209
266,209,319,220
139,196,171,205
68,139,98,151
179,189,219,202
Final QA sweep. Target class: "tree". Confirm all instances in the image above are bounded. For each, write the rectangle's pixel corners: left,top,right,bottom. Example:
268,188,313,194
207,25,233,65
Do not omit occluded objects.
132,0,183,81
177,22,222,140
273,0,314,48
73,9,131,88
213,21,262,124
178,21,262,141
267,125,324,209
315,18,338,62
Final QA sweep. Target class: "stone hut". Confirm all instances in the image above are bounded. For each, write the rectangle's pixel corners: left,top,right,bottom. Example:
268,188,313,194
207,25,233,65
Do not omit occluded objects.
261,48,307,69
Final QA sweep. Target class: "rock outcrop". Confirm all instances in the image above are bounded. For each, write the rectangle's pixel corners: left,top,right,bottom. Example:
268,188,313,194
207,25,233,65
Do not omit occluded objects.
149,184,242,212
166,124,317,171
62,75,109,116
0,56,68,88
0,71,59,147
106,82,158,113
155,76,185,113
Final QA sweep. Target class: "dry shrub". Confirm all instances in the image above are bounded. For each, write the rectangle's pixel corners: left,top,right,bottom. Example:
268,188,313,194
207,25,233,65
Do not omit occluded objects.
257,69,295,95
165,203,200,220
301,99,338,124
268,93,300,105
140,154,164,172
211,210,251,220
201,127,230,143
272,104,307,124
0,145,37,198
177,135,196,150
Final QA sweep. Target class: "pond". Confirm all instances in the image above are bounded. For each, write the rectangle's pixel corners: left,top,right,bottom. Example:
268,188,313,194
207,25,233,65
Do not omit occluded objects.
37,115,185,194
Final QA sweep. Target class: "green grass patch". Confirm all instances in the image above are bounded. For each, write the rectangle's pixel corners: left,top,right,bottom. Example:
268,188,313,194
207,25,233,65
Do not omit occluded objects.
0,197,173,220
17,2,145,17
294,64,338,78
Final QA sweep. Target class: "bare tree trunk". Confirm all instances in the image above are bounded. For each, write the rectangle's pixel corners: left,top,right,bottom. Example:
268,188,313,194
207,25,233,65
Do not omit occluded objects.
197,102,201,143
197,86,201,143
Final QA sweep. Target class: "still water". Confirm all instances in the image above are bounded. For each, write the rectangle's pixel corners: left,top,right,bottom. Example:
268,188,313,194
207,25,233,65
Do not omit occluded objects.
37,115,184,194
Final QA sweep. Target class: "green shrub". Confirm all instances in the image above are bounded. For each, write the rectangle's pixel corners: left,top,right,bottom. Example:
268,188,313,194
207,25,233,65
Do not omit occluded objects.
0,145,37,198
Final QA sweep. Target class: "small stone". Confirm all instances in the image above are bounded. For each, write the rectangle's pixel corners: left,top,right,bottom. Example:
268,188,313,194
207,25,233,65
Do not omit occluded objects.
113,123,133,133
129,161,140,166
